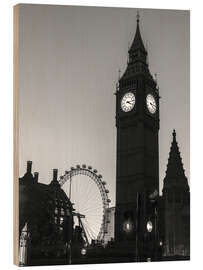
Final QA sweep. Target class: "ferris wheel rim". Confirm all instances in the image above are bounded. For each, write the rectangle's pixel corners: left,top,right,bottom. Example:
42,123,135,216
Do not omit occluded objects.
59,165,110,241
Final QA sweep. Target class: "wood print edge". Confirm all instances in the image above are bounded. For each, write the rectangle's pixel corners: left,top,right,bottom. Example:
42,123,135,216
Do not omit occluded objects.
13,4,19,266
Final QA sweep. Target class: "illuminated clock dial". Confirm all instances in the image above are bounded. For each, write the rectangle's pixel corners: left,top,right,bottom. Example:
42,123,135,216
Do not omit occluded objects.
146,94,157,114
121,92,135,112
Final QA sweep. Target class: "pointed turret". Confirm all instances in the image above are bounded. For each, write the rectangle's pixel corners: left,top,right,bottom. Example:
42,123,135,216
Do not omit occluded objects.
119,11,155,85
163,130,189,191
128,12,147,55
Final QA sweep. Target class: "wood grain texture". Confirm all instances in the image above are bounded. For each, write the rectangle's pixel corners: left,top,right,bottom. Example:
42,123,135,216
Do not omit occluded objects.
13,4,19,266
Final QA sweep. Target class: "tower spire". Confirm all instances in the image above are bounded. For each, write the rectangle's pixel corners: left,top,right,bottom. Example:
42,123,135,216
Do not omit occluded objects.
128,11,146,54
119,10,156,86
172,129,176,139
163,130,189,191
136,10,140,23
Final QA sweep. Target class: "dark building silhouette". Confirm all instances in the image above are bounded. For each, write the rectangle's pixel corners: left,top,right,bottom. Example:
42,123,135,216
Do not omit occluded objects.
114,13,160,261
18,12,190,265
114,13,189,262
19,161,74,266
162,130,190,258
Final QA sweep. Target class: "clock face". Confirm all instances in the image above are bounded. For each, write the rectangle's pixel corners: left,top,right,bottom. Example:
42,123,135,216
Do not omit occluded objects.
121,92,135,112
146,94,157,114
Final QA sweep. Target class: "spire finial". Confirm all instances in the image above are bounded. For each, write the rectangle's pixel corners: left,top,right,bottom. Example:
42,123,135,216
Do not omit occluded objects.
173,129,176,140
136,10,140,23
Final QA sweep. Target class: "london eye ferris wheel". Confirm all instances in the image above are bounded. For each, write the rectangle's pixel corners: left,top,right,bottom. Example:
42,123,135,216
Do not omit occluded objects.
59,164,111,245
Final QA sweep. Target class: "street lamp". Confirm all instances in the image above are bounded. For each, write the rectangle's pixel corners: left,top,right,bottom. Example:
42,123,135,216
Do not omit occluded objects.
123,220,133,233
81,248,87,256
146,221,153,233
159,241,163,246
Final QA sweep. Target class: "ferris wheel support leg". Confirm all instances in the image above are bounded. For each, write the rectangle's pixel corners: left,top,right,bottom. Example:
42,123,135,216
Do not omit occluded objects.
79,216,90,246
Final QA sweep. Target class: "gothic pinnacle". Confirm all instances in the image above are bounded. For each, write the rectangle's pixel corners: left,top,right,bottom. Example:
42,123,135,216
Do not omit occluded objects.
136,10,140,23
163,130,189,191
173,129,176,140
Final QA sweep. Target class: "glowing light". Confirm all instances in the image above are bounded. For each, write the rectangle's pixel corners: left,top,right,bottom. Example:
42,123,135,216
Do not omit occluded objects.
81,248,87,255
146,221,153,232
123,221,133,232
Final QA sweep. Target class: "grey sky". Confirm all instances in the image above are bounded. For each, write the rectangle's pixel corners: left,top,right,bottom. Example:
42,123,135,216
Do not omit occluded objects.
18,4,190,206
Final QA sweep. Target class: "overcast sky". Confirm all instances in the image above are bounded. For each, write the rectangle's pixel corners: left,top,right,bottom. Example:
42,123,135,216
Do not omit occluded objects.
18,4,190,206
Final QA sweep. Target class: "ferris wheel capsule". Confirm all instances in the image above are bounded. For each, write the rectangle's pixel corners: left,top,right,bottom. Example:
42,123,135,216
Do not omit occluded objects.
88,166,92,170
107,199,111,203
102,181,106,185
71,167,75,171
93,169,98,173
76,165,80,169
105,189,109,193
82,164,86,168
98,174,102,178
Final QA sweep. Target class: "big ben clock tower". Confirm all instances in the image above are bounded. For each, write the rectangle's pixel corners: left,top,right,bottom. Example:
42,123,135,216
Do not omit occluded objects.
115,13,160,252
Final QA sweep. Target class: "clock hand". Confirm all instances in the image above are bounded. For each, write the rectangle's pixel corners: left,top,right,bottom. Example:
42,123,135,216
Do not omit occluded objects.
150,102,156,108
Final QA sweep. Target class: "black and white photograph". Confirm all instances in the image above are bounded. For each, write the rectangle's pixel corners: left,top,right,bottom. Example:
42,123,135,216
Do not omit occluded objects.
14,4,190,266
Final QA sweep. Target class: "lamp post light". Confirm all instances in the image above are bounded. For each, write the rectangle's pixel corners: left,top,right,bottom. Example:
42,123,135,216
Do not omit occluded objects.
159,241,163,246
147,221,153,233
123,221,133,233
146,220,153,262
81,248,87,256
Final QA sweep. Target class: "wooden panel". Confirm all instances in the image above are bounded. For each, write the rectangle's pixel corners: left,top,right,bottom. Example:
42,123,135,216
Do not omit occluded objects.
13,4,19,266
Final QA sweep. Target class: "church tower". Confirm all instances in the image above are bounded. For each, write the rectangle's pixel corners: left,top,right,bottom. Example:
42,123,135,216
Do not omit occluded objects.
115,13,160,247
162,130,190,257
